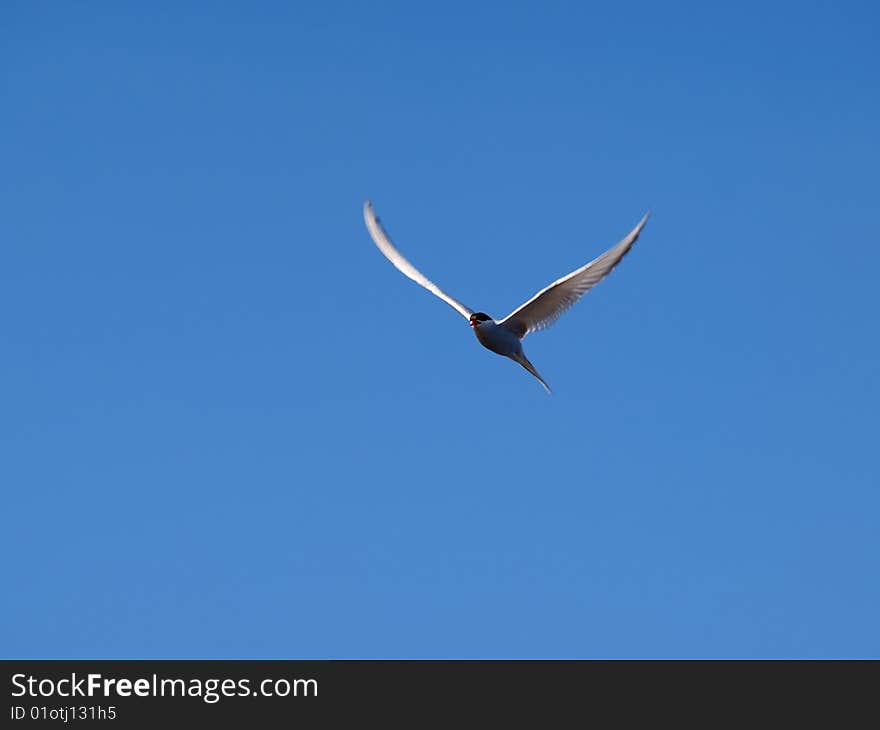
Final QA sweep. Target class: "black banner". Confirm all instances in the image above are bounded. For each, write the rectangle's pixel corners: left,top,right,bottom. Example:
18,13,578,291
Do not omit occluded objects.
3,660,875,725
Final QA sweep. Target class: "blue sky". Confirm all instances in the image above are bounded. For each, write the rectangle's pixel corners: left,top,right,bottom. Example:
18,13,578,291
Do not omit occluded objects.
2,1,878,658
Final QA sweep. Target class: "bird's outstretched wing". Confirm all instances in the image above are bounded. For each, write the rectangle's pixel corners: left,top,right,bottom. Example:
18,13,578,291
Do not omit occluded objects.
498,212,651,338
364,200,474,321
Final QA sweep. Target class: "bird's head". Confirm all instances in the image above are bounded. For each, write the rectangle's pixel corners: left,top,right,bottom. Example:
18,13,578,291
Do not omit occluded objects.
469,312,492,328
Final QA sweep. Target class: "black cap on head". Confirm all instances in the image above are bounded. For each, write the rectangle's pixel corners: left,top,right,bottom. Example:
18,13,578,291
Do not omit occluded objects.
470,312,492,322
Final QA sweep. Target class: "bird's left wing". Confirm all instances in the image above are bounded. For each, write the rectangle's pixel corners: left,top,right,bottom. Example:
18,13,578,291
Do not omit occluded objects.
364,200,474,321
498,212,650,338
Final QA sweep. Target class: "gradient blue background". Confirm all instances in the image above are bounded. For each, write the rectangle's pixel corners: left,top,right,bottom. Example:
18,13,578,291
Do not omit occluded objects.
3,1,878,658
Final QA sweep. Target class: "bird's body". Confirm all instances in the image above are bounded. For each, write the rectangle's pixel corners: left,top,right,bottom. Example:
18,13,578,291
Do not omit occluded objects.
469,314,551,392
363,200,650,393
470,317,520,357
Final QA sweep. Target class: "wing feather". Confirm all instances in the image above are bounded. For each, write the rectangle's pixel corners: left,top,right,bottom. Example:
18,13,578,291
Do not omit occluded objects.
364,200,473,320
499,213,650,338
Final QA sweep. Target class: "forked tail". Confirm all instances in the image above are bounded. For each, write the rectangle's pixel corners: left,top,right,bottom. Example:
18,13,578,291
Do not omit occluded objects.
515,353,552,394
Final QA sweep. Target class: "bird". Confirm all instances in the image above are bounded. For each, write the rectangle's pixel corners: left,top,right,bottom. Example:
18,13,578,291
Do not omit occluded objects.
363,200,650,393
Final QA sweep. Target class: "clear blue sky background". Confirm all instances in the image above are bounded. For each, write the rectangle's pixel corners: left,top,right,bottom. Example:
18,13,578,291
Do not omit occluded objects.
2,1,878,658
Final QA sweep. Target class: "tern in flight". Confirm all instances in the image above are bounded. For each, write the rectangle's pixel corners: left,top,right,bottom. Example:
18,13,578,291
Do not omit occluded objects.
363,200,650,393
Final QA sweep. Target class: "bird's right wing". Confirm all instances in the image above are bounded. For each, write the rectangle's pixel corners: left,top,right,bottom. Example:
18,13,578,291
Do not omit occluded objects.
499,212,650,338
364,200,474,320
